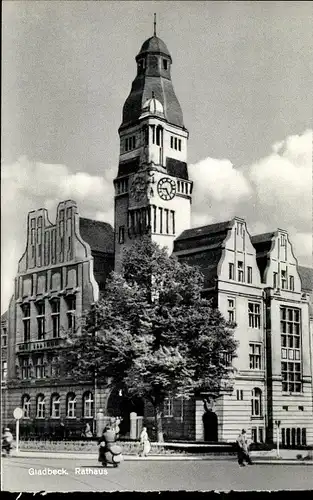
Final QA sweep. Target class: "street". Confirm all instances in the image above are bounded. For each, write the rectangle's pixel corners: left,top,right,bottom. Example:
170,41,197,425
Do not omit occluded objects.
2,457,313,492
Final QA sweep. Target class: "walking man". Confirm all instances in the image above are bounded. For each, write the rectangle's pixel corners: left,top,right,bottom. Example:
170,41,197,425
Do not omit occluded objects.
236,429,252,467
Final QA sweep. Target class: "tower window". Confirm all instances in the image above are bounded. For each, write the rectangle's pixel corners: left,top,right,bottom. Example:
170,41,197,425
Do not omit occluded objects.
229,263,234,280
178,139,182,151
170,136,173,149
163,59,168,70
174,137,178,149
118,226,125,244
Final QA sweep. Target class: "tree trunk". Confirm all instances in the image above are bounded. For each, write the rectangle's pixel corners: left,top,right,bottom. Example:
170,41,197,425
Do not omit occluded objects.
153,404,164,443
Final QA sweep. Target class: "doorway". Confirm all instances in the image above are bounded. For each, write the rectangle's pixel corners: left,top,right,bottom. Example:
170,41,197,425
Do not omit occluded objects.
202,410,218,442
107,388,144,437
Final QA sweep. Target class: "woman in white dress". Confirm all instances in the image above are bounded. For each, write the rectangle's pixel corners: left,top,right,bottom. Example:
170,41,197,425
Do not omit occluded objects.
139,427,151,457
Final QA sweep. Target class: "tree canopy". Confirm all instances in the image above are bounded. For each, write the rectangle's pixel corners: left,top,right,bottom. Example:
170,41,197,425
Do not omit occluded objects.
60,237,238,441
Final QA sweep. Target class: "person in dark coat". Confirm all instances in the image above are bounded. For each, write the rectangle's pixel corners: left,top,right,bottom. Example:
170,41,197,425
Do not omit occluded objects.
236,429,253,466
98,425,116,464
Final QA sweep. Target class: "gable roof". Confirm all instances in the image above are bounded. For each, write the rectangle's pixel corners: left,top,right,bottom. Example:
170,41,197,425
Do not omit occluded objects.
79,218,114,254
175,220,232,243
298,266,313,291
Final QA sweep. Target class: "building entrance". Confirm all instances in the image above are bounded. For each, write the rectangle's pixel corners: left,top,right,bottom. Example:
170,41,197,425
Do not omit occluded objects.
202,410,218,442
107,388,144,437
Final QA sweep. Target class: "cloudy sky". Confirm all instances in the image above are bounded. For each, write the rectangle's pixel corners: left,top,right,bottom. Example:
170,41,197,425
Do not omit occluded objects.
2,1,312,312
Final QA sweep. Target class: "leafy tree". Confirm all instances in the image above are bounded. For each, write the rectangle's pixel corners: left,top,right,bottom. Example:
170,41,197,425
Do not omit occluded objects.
60,237,237,442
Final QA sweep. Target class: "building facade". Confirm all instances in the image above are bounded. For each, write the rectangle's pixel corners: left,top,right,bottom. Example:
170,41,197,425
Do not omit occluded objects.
2,30,313,445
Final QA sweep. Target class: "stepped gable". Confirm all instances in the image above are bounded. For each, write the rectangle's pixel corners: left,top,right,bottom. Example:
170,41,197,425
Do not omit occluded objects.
79,218,114,254
174,220,232,288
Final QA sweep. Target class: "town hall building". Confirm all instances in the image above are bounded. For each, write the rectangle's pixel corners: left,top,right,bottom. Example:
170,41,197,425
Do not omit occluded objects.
2,28,313,447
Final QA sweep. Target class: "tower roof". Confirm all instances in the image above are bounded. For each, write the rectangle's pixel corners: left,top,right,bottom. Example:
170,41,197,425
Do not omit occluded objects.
137,36,172,60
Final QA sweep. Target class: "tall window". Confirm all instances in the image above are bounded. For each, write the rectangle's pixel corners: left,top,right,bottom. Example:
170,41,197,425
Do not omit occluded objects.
1,327,7,347
36,394,46,418
22,394,31,418
66,296,76,333
22,303,31,342
51,394,61,418
118,226,125,244
281,362,302,393
251,388,262,417
248,303,260,328
289,275,294,291
163,397,173,417
35,355,45,378
280,307,301,363
171,211,175,235
227,298,235,323
281,270,287,289
21,357,31,379
83,392,94,418
273,272,278,288
67,393,77,418
51,299,60,338
237,261,244,282
2,361,7,382
36,301,45,340
249,343,261,369
247,266,252,284
229,263,234,280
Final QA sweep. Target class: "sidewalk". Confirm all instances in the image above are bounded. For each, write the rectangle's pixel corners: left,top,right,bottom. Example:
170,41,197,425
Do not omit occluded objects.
8,450,313,465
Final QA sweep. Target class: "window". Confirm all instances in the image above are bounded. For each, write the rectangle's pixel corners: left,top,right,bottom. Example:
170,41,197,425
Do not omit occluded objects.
281,362,302,393
171,211,175,235
281,270,287,289
36,394,46,418
2,361,7,382
163,397,173,417
165,209,169,234
283,405,288,411
66,296,76,333
282,427,306,447
289,275,294,291
236,390,243,401
35,355,45,379
67,393,77,418
298,406,304,411
1,327,7,347
118,226,125,244
249,343,261,370
227,299,235,323
251,427,257,443
163,59,168,70
259,428,264,443
51,394,61,418
143,125,149,146
280,307,301,365
273,272,278,288
36,301,45,340
280,234,287,260
22,394,31,418
156,126,163,146
248,303,260,328
170,136,173,148
159,208,163,233
83,392,94,418
237,261,244,282
22,303,31,342
178,139,182,151
21,357,31,379
251,388,262,417
229,263,234,280
174,137,177,150
51,299,60,338
247,266,252,284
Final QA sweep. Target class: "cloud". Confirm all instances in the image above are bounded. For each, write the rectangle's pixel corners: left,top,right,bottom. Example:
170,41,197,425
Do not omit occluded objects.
1,129,312,312
189,128,312,265
1,156,114,312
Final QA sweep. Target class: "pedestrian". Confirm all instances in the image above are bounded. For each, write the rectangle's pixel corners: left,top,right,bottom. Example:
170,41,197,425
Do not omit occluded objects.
114,417,121,439
138,427,151,457
84,422,93,438
2,427,14,456
236,429,252,467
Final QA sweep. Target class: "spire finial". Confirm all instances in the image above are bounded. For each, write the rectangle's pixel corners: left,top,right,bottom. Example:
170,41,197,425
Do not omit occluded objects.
153,13,156,37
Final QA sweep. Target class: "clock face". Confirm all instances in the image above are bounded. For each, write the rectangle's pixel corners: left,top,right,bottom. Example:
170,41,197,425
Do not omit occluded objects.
157,177,176,201
130,176,146,201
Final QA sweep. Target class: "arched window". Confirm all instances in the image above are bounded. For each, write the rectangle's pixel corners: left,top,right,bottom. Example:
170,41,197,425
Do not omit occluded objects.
36,394,46,418
22,394,31,418
83,392,94,418
251,388,262,417
156,126,163,146
66,393,77,418
51,393,61,418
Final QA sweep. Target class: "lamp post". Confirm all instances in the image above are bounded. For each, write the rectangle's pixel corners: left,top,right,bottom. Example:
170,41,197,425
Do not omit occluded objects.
275,420,281,458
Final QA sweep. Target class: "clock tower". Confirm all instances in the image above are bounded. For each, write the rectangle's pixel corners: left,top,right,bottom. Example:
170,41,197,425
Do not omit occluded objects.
114,27,192,271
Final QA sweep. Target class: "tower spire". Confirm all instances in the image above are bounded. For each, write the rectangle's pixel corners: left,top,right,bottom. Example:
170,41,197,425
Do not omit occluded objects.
153,13,156,37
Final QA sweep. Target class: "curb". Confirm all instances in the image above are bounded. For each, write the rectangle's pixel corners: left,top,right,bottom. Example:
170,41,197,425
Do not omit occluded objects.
7,452,313,465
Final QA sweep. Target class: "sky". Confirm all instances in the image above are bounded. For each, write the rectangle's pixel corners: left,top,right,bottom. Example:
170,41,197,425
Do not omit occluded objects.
2,1,313,312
